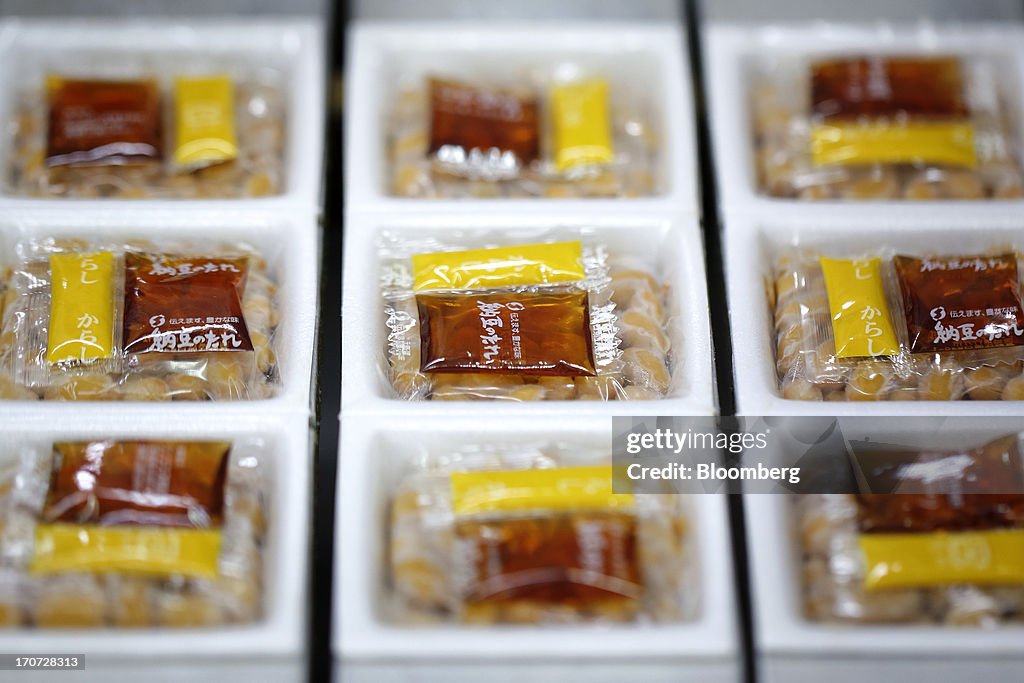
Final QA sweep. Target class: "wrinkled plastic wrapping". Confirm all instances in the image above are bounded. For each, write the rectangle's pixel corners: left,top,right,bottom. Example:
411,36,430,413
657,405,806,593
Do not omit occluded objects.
7,51,287,199
772,247,1024,401
0,438,268,629
0,237,280,401
797,434,1024,625
387,442,695,625
381,230,675,401
751,52,1024,200
388,68,659,198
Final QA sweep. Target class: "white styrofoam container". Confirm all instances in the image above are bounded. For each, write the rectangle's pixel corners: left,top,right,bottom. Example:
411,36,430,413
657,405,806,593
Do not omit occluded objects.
745,416,1024,683
34,660,303,683
0,17,325,212
333,414,739,682
0,16,323,681
0,410,312,683
338,18,717,680
0,208,321,421
724,207,1024,416
344,20,698,216
340,211,716,417
705,22,1024,215
334,661,733,683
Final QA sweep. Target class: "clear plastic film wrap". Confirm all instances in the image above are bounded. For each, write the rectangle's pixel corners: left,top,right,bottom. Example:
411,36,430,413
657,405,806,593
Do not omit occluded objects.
796,434,1024,626
0,438,268,629
387,442,695,626
773,247,1024,401
751,51,1024,200
380,230,675,401
7,49,287,199
388,66,659,199
0,236,281,401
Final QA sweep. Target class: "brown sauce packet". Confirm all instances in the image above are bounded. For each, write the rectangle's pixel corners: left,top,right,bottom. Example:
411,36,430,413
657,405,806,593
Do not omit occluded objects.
428,77,539,179
416,289,595,376
43,441,230,528
456,511,641,613
894,253,1024,355
852,433,1024,533
46,78,163,168
122,252,253,356
812,57,968,123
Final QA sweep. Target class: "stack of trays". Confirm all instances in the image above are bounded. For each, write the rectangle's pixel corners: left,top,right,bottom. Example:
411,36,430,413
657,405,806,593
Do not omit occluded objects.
707,22,1024,683
0,18,325,683
338,21,734,683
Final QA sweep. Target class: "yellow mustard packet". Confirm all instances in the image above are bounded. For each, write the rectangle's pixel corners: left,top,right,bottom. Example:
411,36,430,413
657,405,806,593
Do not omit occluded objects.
551,79,614,172
810,121,976,168
451,465,633,516
30,524,223,578
174,75,238,170
860,529,1024,590
412,241,585,291
47,251,116,365
819,256,900,359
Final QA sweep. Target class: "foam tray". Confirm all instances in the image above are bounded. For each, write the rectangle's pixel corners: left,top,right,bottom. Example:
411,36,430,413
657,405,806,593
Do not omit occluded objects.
0,208,321,421
0,17,325,212
0,410,312,683
345,20,698,216
333,414,738,683
340,211,716,417
724,207,1024,415
744,416,1024,683
705,22,1024,214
